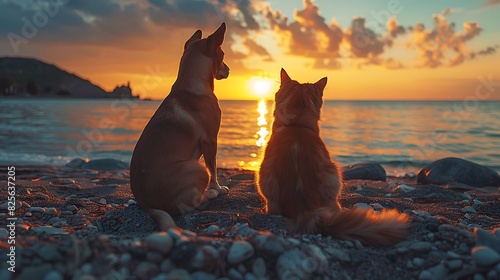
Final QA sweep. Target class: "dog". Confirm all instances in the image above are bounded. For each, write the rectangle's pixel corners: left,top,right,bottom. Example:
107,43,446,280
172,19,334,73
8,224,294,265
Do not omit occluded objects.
130,23,230,230
257,69,409,246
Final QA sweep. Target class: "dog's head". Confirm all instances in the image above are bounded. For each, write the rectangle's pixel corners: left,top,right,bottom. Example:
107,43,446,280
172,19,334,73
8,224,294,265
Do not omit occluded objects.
183,23,230,80
273,68,327,127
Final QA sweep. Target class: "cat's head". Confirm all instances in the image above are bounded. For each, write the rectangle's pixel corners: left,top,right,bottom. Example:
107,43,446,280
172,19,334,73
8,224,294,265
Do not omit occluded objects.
273,68,327,127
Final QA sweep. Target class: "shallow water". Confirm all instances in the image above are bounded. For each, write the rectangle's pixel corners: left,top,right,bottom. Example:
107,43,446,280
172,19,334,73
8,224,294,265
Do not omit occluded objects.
0,99,499,174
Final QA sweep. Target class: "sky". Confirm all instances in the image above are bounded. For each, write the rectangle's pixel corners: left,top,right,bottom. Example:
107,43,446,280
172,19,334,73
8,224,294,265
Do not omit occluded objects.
0,0,499,100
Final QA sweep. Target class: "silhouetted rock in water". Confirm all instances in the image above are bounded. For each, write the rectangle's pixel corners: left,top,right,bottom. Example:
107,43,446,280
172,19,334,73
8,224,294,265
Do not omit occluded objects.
65,158,86,168
342,162,387,181
82,159,130,170
417,157,500,187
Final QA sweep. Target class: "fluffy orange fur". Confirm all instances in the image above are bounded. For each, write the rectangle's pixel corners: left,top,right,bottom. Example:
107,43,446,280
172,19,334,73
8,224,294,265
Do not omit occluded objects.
257,69,409,246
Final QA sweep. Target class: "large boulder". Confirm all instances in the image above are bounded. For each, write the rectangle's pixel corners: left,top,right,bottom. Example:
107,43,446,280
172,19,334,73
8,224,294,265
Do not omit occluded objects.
342,162,387,181
417,157,500,187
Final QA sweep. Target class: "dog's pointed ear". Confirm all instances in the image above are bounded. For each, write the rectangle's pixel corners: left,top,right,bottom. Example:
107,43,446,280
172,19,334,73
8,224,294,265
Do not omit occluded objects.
191,30,202,40
207,22,226,54
185,30,202,50
280,68,292,84
314,77,327,93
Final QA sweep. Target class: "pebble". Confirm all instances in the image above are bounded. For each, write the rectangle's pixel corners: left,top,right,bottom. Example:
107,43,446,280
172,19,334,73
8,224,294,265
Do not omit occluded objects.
134,261,159,279
472,246,500,266
396,184,416,193
22,201,31,208
353,203,372,210
409,242,432,253
99,198,107,205
151,274,168,280
228,268,244,280
144,232,174,255
413,257,424,267
462,206,477,214
276,250,311,280
61,211,73,215
0,228,9,238
446,259,463,271
191,271,216,280
206,225,220,233
29,207,46,213
66,205,79,212
228,241,254,265
80,263,93,274
250,233,286,257
25,212,33,217
418,270,432,280
45,208,58,215
191,245,218,271
167,269,192,280
371,203,383,210
31,226,69,235
160,259,174,273
252,258,266,277
475,228,500,253
43,271,63,280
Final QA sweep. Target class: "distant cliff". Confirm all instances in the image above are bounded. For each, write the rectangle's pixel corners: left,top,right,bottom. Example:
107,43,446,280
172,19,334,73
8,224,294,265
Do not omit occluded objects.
0,57,137,98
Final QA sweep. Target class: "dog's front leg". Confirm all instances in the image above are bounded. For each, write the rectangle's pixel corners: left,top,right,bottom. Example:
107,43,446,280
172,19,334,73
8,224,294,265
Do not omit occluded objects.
201,138,229,195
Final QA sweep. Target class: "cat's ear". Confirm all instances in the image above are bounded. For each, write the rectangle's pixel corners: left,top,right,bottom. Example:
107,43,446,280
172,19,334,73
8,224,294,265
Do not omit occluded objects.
314,77,327,94
280,68,292,84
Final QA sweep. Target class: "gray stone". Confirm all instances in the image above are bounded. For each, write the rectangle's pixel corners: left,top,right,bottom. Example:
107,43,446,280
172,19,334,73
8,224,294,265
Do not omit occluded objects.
250,233,286,257
191,245,218,271
31,226,68,235
160,259,174,273
252,258,266,277
144,232,174,254
192,271,216,280
276,250,312,280
43,271,63,280
151,274,168,280
462,206,477,214
134,261,159,279
244,273,257,280
417,157,500,187
17,264,53,280
342,162,387,181
66,158,86,168
410,242,432,253
167,269,193,280
206,225,220,233
475,228,500,253
418,270,432,280
45,208,58,215
228,268,243,280
0,228,8,238
82,159,129,170
472,246,500,266
446,259,463,271
38,245,63,262
228,241,254,265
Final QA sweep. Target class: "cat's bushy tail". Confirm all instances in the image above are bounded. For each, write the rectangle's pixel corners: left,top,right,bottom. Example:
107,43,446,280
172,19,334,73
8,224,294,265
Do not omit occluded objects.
294,208,410,246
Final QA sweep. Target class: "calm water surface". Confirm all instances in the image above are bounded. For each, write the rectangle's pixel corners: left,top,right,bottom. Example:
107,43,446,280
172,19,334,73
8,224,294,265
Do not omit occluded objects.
1,99,499,174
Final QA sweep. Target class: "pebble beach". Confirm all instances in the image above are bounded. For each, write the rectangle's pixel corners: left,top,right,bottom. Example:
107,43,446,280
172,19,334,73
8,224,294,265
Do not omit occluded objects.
0,158,499,280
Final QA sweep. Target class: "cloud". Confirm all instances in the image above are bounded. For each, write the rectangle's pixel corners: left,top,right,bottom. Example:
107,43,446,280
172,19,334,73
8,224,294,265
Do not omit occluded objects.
486,0,500,6
410,12,484,67
265,0,343,69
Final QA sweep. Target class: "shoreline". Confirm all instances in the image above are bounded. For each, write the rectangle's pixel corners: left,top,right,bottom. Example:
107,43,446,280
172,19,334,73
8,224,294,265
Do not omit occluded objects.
0,162,499,279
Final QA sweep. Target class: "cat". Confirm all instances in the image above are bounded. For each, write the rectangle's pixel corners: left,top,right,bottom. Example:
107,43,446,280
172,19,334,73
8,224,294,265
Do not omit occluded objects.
257,68,409,246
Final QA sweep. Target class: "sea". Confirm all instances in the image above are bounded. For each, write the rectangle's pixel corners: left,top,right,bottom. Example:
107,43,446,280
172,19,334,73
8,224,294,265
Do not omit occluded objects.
1,99,499,175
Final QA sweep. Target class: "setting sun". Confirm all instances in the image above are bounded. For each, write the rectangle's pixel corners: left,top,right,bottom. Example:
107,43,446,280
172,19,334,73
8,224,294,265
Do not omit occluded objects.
249,77,274,98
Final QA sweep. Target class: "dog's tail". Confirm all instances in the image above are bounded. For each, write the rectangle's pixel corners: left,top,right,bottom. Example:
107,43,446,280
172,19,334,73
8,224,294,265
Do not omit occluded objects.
144,208,177,231
295,208,409,246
